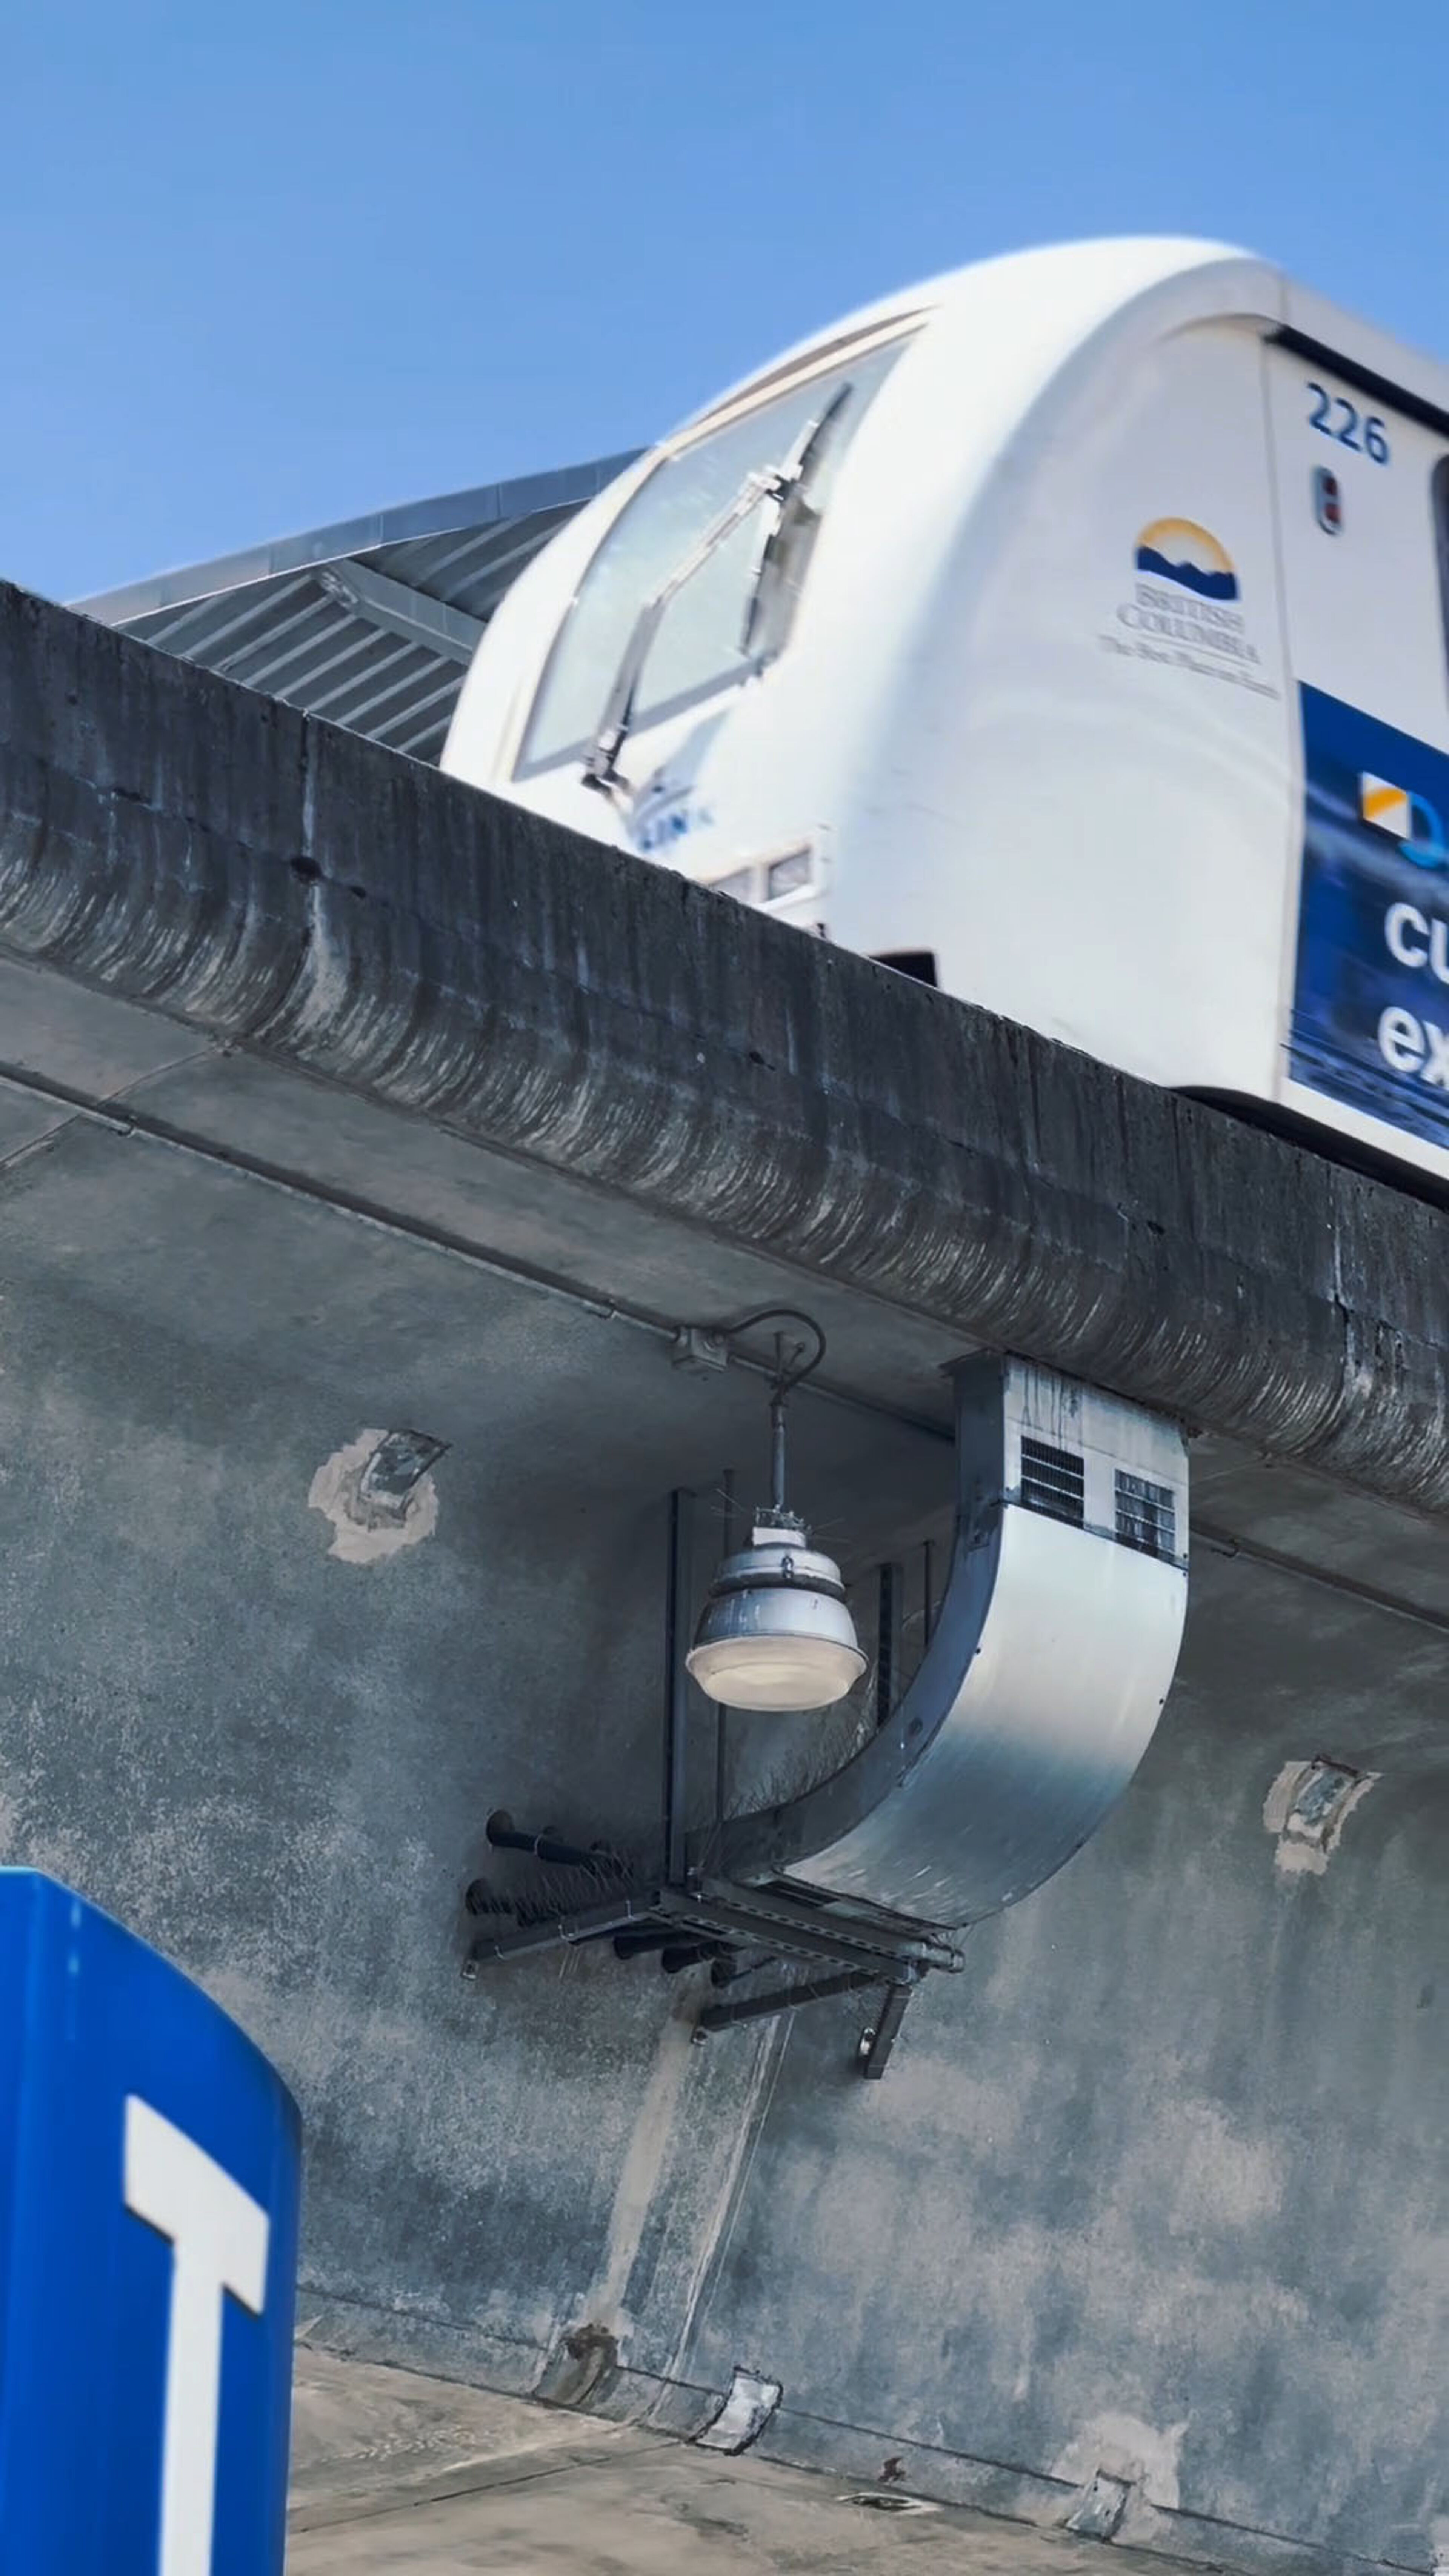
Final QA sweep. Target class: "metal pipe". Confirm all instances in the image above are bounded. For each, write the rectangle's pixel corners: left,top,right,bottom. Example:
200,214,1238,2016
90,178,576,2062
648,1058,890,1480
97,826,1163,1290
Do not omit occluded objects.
485,1816,609,1871
709,1951,778,1988
612,1926,675,1959
715,1468,736,1825
661,1941,729,1975
463,1879,512,1918
664,1489,693,1885
0,1069,951,1460
769,1393,788,1515
875,1561,902,1729
467,1895,651,1965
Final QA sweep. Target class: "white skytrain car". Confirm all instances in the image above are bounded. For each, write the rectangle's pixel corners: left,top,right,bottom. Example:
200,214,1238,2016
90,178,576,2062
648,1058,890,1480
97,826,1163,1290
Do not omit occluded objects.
441,238,1449,1189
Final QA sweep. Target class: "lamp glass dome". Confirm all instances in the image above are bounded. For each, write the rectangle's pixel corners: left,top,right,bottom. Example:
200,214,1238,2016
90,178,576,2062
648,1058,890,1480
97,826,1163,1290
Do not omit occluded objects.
687,1630,866,1712
686,1519,866,1714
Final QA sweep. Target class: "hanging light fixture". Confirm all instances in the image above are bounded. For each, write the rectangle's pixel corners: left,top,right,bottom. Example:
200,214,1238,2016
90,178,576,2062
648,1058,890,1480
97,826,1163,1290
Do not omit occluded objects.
686,1314,866,1714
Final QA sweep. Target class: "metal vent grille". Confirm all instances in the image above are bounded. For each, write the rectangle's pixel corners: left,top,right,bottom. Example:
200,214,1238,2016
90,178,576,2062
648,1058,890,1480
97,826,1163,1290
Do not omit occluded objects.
1019,1438,1085,1527
1115,1469,1176,1560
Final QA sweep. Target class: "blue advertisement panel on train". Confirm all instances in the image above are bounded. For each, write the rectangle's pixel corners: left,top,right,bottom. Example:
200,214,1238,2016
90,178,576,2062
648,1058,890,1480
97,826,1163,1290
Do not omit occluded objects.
1291,686,1449,1147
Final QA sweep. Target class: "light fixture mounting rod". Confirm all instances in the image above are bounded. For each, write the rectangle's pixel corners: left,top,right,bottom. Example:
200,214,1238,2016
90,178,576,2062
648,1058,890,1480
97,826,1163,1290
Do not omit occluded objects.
770,1387,788,1516
712,1307,827,1523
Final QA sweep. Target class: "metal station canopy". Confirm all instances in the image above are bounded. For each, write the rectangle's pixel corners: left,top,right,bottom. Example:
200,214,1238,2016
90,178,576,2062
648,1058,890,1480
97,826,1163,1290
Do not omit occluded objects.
74,455,636,766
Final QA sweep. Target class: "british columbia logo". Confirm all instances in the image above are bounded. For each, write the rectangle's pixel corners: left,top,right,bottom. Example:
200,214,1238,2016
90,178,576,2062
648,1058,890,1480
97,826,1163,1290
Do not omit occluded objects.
1134,518,1238,600
1101,518,1276,697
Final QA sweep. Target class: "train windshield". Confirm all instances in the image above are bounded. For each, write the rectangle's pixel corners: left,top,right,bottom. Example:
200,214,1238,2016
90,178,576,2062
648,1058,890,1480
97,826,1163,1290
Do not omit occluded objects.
517,329,915,776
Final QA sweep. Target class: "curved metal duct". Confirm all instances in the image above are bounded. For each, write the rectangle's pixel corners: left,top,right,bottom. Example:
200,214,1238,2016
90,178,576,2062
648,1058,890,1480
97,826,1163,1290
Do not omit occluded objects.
697,1355,1189,1930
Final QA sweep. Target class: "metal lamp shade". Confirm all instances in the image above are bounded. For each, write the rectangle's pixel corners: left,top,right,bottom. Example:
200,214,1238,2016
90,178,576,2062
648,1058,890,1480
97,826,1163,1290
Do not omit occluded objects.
686,1522,866,1713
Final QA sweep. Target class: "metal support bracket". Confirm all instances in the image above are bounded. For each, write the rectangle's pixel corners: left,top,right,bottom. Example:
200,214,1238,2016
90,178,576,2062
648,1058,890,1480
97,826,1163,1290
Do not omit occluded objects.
696,1957,923,2081
857,1976,917,2080
695,1965,882,2035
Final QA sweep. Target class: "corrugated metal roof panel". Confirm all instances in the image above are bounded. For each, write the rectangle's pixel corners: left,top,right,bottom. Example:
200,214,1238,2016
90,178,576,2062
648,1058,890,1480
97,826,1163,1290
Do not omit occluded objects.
74,454,638,766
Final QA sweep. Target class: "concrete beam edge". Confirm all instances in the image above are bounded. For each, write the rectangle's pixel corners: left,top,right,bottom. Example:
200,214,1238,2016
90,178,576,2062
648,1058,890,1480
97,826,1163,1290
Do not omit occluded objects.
4,579,1447,1515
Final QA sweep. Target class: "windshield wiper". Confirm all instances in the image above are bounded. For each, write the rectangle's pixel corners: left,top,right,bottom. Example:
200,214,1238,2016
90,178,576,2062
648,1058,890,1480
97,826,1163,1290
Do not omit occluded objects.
738,379,853,662
581,381,855,798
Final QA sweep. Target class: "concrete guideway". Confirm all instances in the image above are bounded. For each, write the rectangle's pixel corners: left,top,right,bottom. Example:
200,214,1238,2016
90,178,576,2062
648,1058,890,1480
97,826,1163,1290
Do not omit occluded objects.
0,577,1444,2573
2,575,1448,1507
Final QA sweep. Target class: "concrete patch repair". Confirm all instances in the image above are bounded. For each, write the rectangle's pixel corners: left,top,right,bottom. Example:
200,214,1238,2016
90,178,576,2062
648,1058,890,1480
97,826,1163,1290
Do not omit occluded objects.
693,2366,783,2453
535,2322,620,2411
1053,2415,1186,2518
1263,1757,1379,1875
307,1427,446,1564
1065,2472,1135,2539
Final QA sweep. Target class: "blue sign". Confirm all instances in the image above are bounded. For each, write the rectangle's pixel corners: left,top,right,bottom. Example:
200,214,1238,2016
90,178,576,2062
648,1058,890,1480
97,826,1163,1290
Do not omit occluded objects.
1292,684,1449,1147
0,1872,300,2573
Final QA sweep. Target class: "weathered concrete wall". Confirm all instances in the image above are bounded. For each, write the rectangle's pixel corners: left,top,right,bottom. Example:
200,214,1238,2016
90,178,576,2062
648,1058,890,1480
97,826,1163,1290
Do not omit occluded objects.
663,1538,1449,2574
0,1114,943,2388
3,1185,1443,2576
0,583,1446,2575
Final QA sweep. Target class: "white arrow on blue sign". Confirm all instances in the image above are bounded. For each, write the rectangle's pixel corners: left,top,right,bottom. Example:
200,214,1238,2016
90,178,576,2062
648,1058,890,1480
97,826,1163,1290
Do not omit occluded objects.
0,1870,301,2571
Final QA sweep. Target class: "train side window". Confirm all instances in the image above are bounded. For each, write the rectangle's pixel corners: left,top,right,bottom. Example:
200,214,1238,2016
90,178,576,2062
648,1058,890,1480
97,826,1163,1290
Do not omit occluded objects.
517,331,913,776
872,949,938,986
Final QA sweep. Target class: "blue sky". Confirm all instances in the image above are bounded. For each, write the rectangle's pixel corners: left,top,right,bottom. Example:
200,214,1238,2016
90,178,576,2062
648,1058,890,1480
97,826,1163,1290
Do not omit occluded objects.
4,0,1447,602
